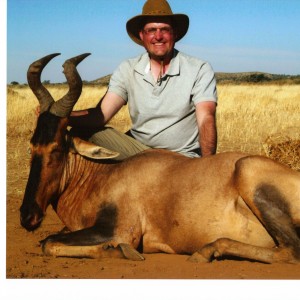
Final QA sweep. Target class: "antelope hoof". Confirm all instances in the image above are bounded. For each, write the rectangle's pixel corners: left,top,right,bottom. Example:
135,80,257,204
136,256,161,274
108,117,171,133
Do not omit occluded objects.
118,243,145,261
188,251,210,263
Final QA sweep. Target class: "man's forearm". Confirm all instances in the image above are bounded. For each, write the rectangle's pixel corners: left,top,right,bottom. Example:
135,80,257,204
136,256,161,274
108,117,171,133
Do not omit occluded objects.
199,115,217,156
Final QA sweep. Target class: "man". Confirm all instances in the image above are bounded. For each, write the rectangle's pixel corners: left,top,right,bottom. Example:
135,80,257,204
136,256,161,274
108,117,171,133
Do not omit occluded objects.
70,0,218,160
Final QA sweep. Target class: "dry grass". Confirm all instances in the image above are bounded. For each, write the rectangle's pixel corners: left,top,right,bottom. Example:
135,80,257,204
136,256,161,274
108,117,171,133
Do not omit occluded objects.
216,85,300,153
7,83,300,170
263,136,300,171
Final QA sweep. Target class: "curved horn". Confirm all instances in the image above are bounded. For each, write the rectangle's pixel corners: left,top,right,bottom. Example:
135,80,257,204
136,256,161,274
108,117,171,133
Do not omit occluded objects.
27,53,61,113
50,53,91,117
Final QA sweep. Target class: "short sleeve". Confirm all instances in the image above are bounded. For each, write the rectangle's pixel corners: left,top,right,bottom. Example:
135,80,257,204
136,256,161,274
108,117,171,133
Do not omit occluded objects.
108,61,129,102
192,62,218,105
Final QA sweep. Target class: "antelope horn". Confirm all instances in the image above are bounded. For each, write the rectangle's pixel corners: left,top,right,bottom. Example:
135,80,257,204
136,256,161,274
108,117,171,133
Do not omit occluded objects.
27,53,61,113
50,53,91,117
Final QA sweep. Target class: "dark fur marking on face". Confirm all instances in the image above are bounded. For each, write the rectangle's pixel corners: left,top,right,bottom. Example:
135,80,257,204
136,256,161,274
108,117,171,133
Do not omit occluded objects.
31,112,61,145
23,154,42,199
20,154,44,230
254,184,300,256
20,154,42,214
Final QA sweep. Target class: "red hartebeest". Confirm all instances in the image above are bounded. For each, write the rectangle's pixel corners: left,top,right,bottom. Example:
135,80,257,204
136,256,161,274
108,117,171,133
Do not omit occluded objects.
20,53,300,263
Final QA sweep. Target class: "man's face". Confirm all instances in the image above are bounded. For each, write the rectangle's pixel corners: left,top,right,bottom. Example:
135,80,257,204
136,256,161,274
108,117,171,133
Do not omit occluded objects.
139,18,176,60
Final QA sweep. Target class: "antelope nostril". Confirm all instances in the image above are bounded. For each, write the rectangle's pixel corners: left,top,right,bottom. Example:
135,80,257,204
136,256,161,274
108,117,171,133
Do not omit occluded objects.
20,203,44,231
21,213,43,231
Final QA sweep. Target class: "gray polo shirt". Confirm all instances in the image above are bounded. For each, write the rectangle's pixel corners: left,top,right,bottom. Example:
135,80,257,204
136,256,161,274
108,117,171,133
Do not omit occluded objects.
108,49,217,157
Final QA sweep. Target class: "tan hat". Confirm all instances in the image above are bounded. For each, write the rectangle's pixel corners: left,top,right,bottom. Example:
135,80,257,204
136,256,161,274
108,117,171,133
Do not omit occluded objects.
126,0,189,46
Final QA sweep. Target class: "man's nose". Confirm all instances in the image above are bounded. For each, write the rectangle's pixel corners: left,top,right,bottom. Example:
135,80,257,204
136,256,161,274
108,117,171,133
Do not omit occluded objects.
154,29,164,39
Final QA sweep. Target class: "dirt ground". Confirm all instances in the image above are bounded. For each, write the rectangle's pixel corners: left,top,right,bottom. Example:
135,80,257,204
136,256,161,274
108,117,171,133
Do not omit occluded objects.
7,197,300,280
5,134,300,291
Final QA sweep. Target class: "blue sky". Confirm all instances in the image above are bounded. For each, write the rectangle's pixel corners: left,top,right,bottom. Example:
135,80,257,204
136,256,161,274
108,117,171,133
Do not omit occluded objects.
6,0,300,83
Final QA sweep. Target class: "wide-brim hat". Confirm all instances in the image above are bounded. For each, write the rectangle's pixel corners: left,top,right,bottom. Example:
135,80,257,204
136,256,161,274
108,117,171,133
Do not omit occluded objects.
126,0,189,46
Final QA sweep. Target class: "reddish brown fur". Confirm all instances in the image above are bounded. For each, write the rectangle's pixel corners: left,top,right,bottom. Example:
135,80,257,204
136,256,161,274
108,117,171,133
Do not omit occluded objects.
41,147,300,262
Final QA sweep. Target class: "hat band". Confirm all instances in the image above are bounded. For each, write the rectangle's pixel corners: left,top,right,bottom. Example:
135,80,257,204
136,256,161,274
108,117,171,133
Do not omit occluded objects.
144,10,172,15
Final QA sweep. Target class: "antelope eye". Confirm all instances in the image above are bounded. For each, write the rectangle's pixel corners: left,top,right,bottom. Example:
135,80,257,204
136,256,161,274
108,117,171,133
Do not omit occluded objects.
50,147,62,157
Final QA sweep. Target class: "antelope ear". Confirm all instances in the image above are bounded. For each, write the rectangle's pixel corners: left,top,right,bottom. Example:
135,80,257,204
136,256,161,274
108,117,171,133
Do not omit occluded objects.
71,137,120,160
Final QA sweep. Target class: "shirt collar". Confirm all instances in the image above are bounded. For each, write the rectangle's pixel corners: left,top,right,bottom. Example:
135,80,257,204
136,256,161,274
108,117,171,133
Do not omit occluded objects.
167,49,180,76
134,49,180,76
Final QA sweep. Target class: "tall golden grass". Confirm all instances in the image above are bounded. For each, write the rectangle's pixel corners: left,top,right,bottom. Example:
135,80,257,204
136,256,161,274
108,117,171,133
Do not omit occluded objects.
7,83,300,169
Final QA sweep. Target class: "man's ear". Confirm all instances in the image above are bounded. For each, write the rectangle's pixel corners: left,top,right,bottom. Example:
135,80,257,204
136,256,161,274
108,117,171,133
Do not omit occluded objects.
139,30,144,42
